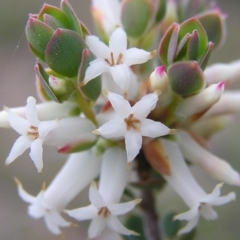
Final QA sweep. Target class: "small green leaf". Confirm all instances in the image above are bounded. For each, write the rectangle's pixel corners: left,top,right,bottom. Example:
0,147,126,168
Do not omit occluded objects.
38,4,71,29
167,61,205,96
158,23,179,67
199,42,214,70
45,29,86,77
198,10,226,49
43,14,65,30
155,0,166,24
61,0,83,36
26,17,54,61
187,30,199,61
178,18,208,60
78,49,102,101
162,211,181,238
122,0,152,38
35,63,59,102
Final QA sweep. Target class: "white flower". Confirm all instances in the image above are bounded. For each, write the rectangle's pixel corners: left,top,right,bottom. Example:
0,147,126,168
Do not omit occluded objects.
66,147,141,239
93,91,172,162
5,96,59,172
15,150,101,235
82,28,156,95
160,139,236,235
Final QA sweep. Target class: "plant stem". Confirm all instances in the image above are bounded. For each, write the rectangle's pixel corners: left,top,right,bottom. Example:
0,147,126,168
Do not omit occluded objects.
75,89,97,126
136,150,162,240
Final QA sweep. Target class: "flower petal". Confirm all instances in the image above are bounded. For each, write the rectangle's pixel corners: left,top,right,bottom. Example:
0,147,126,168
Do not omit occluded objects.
97,119,126,139
109,64,131,93
107,215,139,236
174,205,199,221
89,181,105,208
132,93,158,119
26,96,40,126
200,204,218,220
83,59,110,84
125,131,142,162
28,204,44,219
108,199,141,215
88,216,107,239
66,205,98,221
177,215,199,235
123,48,155,66
6,135,31,165
106,91,131,117
140,119,170,137
86,35,111,59
15,179,36,204
38,120,59,139
50,211,70,227
29,138,43,172
6,109,29,135
44,214,62,235
109,28,127,55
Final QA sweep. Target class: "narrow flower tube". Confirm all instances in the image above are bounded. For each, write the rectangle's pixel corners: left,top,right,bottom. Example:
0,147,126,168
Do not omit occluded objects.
66,147,141,239
159,139,236,235
0,100,77,128
15,150,102,235
202,91,240,118
191,115,235,138
177,130,240,186
204,60,240,85
175,82,224,120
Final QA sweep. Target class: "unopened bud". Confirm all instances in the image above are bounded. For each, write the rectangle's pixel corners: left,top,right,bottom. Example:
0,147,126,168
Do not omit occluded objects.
150,66,169,92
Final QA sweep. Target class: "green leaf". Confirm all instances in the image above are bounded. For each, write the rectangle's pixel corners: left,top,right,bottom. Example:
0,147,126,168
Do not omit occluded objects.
43,14,65,30
167,61,205,96
198,10,226,49
162,211,180,238
155,0,166,24
121,0,152,38
178,18,208,60
123,215,147,240
45,29,86,77
61,0,83,36
35,63,59,102
78,49,102,101
187,30,199,61
199,42,214,70
158,23,179,67
38,4,71,29
26,17,54,61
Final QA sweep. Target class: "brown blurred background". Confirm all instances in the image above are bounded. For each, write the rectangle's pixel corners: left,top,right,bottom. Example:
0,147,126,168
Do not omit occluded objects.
0,0,240,239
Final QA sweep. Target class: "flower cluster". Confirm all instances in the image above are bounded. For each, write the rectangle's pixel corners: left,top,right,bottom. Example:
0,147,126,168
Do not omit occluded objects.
1,0,240,239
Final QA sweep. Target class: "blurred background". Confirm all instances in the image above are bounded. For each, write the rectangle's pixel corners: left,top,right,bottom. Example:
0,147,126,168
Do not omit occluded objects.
0,0,240,239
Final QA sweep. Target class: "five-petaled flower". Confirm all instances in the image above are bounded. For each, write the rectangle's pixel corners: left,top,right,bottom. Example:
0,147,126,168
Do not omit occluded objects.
82,27,156,96
93,90,173,162
5,96,59,172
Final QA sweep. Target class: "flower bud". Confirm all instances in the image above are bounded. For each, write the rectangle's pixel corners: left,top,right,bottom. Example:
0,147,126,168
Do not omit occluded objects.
150,66,168,92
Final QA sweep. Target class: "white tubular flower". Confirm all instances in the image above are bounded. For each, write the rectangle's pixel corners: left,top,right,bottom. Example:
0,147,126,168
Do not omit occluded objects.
177,131,240,186
204,60,240,85
160,139,236,235
202,91,240,119
15,150,101,235
0,100,76,128
175,82,224,120
66,147,141,239
5,96,59,172
91,0,121,35
82,28,156,95
93,91,172,162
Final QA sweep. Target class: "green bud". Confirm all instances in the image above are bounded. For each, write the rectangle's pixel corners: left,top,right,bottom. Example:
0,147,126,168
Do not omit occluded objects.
167,61,205,96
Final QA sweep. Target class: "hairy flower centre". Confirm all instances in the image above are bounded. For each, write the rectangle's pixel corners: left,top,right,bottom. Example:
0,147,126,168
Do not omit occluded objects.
105,52,123,66
98,207,110,218
26,125,39,140
124,114,141,131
